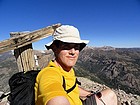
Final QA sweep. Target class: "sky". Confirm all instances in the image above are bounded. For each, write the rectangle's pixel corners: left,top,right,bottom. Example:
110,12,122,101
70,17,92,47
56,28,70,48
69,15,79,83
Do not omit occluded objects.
0,0,140,50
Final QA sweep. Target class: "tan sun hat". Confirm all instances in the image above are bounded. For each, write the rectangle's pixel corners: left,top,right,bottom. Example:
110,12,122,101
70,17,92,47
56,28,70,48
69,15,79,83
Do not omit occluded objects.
45,25,89,50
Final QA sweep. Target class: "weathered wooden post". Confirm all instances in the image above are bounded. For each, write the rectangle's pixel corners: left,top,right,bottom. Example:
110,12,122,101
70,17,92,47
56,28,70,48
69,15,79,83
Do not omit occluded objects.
0,23,61,72
10,32,36,72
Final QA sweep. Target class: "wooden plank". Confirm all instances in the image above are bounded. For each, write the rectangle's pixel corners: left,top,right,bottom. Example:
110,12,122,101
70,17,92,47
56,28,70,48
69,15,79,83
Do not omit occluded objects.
0,23,61,54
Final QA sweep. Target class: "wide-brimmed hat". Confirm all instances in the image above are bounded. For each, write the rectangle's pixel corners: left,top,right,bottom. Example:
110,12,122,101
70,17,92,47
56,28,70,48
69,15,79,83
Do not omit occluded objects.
45,25,89,50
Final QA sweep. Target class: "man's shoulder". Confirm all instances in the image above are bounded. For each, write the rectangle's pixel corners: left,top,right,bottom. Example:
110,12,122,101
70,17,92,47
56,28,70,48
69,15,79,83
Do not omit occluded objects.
37,66,61,80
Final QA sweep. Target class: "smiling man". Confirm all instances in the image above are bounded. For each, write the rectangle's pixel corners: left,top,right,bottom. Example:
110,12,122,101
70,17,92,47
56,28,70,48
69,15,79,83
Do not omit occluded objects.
35,25,117,105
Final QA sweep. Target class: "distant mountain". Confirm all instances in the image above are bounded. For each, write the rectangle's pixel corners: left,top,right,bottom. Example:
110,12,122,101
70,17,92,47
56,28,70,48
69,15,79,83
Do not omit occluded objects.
0,51,18,92
75,46,140,95
0,46,140,96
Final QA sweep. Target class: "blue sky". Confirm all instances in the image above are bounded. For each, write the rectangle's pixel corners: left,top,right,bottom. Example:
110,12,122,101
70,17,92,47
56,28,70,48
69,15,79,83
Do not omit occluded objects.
0,0,140,50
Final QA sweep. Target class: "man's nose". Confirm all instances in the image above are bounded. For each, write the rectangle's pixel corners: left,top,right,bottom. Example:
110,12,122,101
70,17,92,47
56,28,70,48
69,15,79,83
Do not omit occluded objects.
69,48,75,55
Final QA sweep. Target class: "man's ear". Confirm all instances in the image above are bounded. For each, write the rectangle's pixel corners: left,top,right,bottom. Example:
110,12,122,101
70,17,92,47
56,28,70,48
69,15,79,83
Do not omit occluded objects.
51,44,58,53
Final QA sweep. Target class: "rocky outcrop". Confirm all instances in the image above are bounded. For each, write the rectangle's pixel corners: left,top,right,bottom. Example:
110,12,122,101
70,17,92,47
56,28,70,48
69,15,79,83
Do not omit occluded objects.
78,77,140,105
0,77,139,105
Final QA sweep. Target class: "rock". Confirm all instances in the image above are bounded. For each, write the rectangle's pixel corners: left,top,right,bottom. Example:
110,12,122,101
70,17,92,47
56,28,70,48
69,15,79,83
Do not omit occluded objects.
77,77,140,105
0,91,9,105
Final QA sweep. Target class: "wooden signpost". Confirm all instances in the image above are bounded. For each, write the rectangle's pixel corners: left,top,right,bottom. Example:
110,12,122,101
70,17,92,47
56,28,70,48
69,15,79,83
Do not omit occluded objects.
0,23,61,72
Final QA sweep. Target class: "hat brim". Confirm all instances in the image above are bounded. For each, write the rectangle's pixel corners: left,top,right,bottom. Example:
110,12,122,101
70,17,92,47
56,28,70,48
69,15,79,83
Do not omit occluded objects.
45,39,89,50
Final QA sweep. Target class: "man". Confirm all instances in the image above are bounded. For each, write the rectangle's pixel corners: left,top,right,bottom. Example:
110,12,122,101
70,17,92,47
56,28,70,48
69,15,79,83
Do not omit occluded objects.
35,25,117,105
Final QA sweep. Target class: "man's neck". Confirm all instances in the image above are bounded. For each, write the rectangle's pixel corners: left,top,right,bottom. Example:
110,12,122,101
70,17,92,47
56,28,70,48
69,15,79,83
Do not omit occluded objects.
54,60,72,72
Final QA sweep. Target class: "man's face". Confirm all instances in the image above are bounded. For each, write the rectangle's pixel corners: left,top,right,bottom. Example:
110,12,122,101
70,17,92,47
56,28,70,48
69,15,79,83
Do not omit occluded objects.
55,42,80,71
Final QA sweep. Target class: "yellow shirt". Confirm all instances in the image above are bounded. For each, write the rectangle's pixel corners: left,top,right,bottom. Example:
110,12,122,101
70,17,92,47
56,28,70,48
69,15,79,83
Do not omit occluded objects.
35,60,82,105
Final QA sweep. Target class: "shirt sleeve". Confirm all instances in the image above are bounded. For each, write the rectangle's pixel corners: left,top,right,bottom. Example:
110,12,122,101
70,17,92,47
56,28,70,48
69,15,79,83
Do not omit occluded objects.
36,68,68,105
